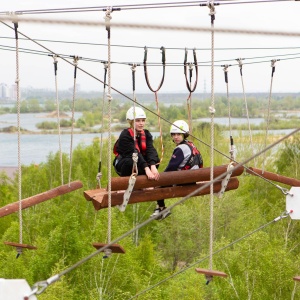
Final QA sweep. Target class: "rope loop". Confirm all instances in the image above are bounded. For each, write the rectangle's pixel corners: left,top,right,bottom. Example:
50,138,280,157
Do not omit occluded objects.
184,48,198,93
143,46,166,93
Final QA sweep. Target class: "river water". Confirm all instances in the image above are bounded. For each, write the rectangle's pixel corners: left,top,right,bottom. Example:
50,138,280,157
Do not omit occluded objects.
0,112,295,166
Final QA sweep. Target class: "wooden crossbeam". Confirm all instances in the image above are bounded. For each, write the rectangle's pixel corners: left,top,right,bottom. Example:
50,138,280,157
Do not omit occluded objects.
110,164,244,191
0,181,83,218
246,167,300,186
85,178,239,210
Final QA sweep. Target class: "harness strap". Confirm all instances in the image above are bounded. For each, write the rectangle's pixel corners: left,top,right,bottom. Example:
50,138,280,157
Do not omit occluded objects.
128,128,146,155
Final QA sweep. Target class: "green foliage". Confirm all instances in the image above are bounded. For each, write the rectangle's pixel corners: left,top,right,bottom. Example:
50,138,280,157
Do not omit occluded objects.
2,126,300,299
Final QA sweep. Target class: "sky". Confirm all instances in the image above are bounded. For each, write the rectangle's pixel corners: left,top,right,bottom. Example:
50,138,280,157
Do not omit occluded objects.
1,0,300,95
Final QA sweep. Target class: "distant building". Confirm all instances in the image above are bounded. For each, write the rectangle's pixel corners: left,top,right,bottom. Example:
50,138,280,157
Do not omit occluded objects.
10,83,20,100
0,83,9,99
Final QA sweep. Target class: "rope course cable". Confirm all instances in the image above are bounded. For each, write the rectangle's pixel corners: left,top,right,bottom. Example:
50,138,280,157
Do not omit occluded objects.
262,59,279,173
3,34,300,52
2,41,300,68
28,128,299,297
0,0,293,15
129,210,290,299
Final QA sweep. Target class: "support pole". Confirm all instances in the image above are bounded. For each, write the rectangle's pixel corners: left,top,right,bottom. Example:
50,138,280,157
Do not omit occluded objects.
0,181,83,218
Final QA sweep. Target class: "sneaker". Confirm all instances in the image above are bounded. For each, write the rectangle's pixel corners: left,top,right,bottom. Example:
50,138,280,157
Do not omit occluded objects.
150,207,171,220
151,208,161,219
160,207,171,220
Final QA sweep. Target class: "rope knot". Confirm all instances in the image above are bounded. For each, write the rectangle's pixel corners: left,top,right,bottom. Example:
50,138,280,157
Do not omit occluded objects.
105,7,112,22
207,1,216,16
106,93,113,101
96,172,102,181
209,106,215,114
131,63,137,72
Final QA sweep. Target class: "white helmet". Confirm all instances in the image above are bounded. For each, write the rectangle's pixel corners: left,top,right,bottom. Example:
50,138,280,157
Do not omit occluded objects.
170,120,189,138
126,107,146,120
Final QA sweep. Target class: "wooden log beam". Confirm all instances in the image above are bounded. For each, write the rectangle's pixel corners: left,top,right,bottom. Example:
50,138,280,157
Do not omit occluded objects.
0,181,83,218
110,164,243,191
85,178,239,210
246,167,300,186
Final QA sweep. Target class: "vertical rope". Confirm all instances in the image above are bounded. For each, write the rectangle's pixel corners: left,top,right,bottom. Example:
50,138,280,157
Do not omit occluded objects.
223,64,235,161
105,7,112,245
236,58,255,166
131,63,139,245
154,91,164,163
68,55,79,186
14,21,22,252
262,59,278,173
208,1,215,273
52,55,64,185
97,62,108,189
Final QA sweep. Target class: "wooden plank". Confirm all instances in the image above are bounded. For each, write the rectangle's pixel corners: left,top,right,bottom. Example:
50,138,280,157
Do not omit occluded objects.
4,241,37,250
195,268,227,278
0,181,83,218
246,167,300,186
84,178,239,210
110,164,244,191
92,243,125,253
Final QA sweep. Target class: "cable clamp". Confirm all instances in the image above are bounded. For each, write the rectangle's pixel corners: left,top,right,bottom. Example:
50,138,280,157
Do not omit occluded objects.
276,185,291,195
274,210,290,222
